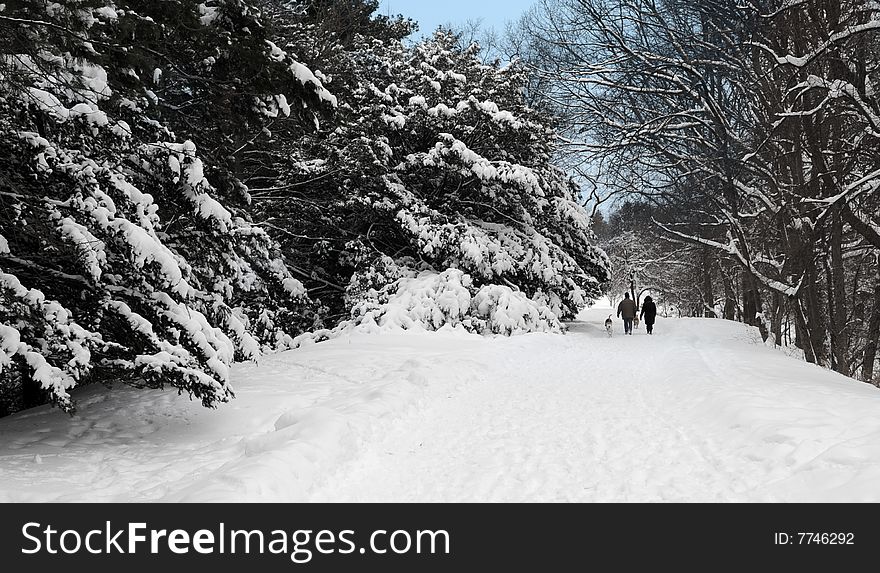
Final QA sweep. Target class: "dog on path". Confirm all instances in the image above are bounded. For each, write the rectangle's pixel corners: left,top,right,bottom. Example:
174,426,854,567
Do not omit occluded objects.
605,315,613,337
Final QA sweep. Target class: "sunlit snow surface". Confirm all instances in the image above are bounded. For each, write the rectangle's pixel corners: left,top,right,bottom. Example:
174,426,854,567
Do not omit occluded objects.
2,308,879,502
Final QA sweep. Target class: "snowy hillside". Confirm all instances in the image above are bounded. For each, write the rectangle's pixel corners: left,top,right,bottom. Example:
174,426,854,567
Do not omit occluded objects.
1,308,880,503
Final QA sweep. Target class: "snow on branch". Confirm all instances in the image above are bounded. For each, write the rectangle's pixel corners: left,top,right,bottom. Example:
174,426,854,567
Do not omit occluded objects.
653,220,801,297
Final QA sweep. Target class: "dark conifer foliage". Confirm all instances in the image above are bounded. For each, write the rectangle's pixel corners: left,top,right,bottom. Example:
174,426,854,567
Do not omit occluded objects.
0,1,336,414
0,1,610,416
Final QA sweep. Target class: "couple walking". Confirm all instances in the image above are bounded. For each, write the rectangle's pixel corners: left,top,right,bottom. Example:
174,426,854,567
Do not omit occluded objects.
616,293,656,335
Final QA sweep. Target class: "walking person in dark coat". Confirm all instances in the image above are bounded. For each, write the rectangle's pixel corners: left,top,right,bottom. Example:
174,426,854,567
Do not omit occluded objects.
640,296,657,335
617,292,637,335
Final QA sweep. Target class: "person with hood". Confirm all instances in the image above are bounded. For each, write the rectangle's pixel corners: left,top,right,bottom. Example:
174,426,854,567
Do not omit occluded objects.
616,292,637,335
640,296,657,335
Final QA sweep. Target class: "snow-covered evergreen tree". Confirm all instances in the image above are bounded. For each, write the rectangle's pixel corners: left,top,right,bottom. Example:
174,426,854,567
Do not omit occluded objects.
0,0,333,415
259,27,610,330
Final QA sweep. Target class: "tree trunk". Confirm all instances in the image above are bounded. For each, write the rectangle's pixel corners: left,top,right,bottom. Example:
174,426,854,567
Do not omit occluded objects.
793,296,817,363
742,274,756,326
771,291,784,347
742,272,769,341
824,255,837,370
862,266,880,385
828,208,850,375
702,247,715,317
722,264,737,320
804,261,830,367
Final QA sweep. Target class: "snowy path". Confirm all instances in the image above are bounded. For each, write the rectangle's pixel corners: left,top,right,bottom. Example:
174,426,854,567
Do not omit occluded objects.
307,314,751,502
308,310,880,502
2,307,880,502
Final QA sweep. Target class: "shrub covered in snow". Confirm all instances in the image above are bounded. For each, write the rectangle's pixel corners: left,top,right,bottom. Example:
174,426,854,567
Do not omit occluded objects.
348,261,563,335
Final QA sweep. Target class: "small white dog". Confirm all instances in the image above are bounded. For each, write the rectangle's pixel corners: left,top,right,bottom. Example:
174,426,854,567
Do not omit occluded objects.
633,315,640,330
604,315,613,337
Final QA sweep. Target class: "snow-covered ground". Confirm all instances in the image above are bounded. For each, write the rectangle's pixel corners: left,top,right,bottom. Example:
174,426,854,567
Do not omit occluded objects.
2,304,880,502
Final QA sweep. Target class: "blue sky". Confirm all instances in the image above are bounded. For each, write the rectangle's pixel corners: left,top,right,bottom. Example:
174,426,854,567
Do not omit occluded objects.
379,0,537,38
